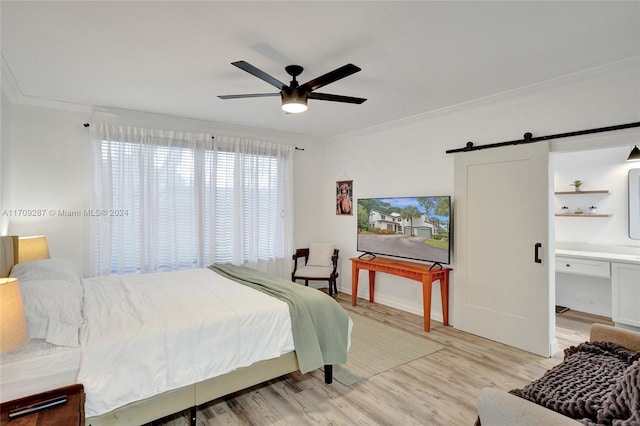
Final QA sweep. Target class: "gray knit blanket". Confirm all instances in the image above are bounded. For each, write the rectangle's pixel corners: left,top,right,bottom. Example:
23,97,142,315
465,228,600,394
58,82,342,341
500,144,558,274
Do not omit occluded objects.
509,341,640,425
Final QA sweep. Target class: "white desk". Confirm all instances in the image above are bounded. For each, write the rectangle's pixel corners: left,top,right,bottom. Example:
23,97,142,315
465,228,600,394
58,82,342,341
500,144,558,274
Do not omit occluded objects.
555,244,640,330
556,248,640,264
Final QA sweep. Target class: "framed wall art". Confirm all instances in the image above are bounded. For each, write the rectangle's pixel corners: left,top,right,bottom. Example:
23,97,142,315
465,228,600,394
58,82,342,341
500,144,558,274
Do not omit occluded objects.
336,180,353,215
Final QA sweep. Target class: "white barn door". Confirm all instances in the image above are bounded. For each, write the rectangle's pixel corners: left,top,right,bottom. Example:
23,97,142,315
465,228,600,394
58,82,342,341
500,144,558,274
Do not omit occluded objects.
453,141,553,357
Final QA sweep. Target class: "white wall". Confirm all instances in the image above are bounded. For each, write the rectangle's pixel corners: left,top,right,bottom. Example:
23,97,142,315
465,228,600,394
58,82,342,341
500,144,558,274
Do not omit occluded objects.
1,91,12,233
4,104,94,273
291,142,332,248
321,58,640,322
554,145,640,246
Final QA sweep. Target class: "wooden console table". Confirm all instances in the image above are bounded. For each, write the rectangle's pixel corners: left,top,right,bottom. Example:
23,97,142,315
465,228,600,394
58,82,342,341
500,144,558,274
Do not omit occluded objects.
350,257,451,332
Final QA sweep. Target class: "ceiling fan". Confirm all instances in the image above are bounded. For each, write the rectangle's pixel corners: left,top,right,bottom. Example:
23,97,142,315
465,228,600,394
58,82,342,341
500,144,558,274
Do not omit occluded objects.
218,61,366,113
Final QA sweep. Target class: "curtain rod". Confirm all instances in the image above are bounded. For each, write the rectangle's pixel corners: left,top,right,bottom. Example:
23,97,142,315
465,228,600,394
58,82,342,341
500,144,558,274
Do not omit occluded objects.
83,123,216,140
83,123,306,149
445,121,640,154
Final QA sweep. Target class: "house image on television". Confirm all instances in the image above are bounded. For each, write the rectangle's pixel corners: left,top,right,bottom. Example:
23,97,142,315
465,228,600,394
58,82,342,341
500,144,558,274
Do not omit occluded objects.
368,210,437,238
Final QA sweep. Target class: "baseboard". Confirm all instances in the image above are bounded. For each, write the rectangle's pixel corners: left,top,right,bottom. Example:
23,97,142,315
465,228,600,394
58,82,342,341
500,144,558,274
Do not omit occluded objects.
550,337,560,357
337,286,444,324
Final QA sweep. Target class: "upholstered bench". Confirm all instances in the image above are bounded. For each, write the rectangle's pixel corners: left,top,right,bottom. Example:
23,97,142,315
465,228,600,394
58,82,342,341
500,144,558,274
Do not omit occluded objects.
476,324,640,426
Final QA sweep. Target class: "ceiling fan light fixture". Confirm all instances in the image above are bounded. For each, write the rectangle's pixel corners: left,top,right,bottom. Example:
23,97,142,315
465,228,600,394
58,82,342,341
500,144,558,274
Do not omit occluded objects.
281,90,308,114
219,61,365,113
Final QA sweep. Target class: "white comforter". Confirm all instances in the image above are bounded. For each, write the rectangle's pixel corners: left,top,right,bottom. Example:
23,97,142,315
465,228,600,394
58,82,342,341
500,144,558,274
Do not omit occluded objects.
78,268,294,417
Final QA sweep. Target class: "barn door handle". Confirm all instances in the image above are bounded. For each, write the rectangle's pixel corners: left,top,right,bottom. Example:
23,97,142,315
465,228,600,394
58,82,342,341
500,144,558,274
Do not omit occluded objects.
534,243,542,263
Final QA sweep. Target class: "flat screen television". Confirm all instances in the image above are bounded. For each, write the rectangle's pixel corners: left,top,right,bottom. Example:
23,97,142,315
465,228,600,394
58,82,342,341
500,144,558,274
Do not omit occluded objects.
357,196,452,265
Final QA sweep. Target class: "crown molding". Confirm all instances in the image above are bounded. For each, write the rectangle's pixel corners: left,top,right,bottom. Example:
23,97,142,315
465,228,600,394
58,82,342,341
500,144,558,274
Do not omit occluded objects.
329,56,640,143
1,54,21,102
1,54,91,113
0,63,318,143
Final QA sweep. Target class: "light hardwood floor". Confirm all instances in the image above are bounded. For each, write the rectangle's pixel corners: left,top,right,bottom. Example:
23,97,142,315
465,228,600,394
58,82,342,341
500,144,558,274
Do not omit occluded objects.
152,293,612,426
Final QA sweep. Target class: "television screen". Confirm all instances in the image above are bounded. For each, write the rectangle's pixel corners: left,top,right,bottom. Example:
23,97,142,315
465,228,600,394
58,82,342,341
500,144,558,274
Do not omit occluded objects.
357,196,451,265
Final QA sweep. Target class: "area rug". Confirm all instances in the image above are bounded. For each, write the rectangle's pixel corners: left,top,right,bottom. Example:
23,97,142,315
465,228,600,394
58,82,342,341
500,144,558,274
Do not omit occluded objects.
332,312,446,385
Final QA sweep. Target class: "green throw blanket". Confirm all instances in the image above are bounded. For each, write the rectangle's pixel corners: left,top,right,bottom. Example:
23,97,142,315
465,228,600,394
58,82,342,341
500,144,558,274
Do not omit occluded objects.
209,263,350,374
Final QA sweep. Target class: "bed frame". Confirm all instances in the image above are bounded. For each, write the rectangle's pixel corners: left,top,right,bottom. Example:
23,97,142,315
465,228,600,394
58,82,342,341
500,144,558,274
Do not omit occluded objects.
0,235,333,426
89,352,301,426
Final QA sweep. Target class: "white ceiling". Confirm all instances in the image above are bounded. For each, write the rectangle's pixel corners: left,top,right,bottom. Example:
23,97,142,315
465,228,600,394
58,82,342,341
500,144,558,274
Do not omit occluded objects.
2,1,639,139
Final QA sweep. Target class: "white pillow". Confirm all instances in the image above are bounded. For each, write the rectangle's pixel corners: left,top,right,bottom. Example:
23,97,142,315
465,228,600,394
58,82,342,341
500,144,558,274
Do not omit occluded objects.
307,242,335,267
10,259,81,286
19,279,84,347
10,260,84,347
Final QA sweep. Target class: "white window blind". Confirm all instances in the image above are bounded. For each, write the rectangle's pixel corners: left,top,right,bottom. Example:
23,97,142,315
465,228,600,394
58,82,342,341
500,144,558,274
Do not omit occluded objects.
90,124,294,277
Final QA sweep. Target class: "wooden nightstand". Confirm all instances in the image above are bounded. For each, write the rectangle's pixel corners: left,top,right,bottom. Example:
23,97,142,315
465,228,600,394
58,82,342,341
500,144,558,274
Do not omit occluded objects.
0,384,85,426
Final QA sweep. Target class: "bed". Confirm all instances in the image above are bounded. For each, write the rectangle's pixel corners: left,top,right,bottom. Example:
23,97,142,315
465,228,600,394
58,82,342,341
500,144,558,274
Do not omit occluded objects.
0,235,351,426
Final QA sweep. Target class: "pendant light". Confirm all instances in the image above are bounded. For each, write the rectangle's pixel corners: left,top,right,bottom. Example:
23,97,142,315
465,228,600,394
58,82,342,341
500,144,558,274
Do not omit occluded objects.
627,145,640,161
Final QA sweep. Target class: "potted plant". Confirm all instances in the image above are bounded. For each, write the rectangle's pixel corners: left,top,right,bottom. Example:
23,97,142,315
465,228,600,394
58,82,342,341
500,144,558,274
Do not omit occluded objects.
570,180,583,192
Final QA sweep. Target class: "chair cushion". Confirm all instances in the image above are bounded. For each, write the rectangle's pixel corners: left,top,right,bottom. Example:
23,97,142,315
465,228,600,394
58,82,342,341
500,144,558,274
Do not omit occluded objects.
307,242,334,266
294,265,334,278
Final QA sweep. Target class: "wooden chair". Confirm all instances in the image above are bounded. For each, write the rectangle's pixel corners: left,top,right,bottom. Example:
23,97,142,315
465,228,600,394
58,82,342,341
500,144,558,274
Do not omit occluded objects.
291,247,340,297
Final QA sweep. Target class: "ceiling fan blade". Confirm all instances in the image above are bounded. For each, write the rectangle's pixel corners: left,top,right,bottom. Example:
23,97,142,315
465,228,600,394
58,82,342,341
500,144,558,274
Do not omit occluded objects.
308,92,367,104
299,64,361,92
218,93,280,100
231,61,286,90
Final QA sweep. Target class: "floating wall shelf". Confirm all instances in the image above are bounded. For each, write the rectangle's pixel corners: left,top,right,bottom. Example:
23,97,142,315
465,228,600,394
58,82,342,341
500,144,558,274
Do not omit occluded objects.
554,213,612,217
554,190,611,195
554,189,611,217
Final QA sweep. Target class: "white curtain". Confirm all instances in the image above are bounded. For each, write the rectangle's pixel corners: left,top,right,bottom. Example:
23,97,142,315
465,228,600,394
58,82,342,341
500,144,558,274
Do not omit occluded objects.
209,135,294,276
90,123,294,277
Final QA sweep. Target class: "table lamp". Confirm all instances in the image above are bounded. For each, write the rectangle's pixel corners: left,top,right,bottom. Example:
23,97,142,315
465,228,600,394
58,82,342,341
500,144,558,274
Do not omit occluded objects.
0,277,68,419
18,235,50,263
0,277,29,354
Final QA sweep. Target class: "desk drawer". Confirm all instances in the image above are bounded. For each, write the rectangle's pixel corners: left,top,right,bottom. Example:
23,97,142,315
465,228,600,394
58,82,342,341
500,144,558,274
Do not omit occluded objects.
556,256,610,278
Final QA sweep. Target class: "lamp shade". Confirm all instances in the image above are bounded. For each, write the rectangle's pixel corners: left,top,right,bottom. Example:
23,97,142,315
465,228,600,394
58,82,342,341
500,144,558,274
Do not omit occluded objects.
281,90,308,114
627,145,640,162
0,278,29,354
18,236,50,263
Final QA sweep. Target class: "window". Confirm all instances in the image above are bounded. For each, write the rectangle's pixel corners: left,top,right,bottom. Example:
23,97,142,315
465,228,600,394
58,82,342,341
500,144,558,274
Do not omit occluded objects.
90,124,293,276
